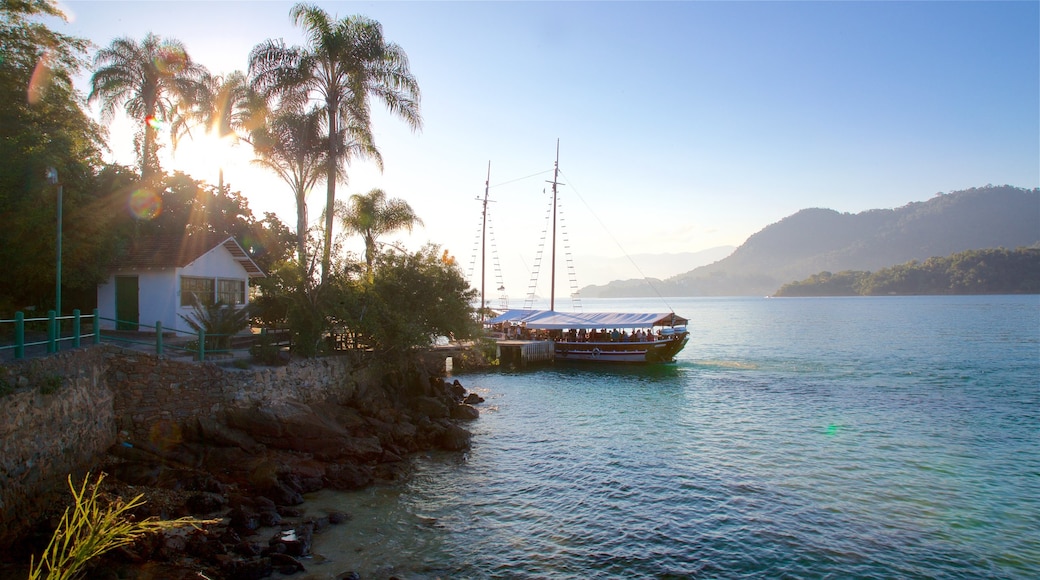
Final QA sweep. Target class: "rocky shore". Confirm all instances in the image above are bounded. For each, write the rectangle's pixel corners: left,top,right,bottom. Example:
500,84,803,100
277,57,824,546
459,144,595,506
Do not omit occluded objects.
2,368,484,580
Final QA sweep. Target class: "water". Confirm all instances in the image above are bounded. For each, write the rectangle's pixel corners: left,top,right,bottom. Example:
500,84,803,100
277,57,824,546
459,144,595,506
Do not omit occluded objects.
298,296,1040,579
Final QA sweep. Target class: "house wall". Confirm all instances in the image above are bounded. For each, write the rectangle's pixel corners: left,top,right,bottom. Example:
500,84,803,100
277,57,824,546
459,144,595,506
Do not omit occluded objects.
97,245,252,332
96,269,177,331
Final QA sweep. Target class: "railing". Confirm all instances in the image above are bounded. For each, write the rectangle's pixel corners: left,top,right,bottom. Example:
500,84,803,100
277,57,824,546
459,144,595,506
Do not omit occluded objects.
0,309,99,360
0,309,286,363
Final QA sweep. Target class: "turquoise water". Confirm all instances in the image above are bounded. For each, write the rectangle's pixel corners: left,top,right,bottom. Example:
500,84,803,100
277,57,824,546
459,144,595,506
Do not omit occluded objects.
302,296,1040,579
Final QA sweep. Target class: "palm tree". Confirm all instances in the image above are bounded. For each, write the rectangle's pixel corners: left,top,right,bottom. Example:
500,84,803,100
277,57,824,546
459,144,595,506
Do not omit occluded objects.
171,70,265,193
249,3,422,284
89,33,207,181
250,107,327,267
335,188,423,278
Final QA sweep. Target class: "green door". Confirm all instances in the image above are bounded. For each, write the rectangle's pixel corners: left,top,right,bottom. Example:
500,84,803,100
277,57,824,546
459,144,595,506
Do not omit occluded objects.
115,276,139,331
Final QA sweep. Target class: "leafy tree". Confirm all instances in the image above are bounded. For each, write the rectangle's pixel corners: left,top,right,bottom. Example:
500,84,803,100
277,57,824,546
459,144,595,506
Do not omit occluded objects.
333,244,477,363
0,0,112,313
249,3,422,284
89,33,207,181
335,188,423,277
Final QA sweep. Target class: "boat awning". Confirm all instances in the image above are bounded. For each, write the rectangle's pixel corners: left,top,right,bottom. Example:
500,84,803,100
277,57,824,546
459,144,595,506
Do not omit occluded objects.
484,309,688,330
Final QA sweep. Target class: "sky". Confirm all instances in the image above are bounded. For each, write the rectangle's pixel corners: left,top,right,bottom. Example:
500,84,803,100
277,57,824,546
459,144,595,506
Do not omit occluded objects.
50,1,1040,300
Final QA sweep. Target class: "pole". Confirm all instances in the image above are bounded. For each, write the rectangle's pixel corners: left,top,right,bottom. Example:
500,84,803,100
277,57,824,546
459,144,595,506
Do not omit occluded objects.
47,167,62,316
56,182,62,317
480,161,490,321
548,140,561,312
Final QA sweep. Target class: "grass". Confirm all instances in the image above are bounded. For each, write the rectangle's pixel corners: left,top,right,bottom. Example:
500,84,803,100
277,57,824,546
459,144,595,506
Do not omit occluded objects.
28,472,218,580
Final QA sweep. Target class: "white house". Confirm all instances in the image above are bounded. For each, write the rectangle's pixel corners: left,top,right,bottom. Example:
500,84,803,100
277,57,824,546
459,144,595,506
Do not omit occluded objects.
97,235,265,332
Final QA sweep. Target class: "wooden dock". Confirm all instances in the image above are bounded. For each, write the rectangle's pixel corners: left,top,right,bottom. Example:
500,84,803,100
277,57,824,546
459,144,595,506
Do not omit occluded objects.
498,340,555,367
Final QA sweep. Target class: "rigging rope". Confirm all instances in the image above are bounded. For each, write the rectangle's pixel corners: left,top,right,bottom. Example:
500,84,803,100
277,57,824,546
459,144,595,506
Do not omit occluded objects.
557,168,676,313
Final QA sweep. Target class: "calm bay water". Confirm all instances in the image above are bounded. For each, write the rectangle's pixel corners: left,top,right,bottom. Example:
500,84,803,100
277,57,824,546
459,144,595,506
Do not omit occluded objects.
300,296,1040,579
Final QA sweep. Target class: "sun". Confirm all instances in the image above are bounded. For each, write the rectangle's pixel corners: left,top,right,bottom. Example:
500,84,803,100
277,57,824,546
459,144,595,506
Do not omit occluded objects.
168,131,243,186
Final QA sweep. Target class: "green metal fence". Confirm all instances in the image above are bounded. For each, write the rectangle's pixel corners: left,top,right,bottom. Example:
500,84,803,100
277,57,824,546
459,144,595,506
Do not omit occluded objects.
0,309,257,362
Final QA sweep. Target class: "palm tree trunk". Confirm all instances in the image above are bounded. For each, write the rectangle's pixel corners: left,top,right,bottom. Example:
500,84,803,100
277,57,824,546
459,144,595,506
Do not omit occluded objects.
321,98,338,285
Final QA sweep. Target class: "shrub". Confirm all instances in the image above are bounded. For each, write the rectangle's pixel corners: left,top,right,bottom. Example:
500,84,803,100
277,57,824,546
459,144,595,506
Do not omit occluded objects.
28,472,216,580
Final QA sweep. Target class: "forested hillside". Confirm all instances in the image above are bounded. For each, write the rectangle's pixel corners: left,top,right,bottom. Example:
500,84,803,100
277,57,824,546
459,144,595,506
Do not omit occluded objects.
581,185,1039,297
774,247,1040,296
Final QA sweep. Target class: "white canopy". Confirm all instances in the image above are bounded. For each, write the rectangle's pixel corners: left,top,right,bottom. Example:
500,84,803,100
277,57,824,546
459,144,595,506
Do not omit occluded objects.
484,309,688,330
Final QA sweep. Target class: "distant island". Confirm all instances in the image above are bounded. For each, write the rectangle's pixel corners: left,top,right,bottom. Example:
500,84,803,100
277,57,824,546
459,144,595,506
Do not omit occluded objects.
774,247,1040,296
580,185,1040,297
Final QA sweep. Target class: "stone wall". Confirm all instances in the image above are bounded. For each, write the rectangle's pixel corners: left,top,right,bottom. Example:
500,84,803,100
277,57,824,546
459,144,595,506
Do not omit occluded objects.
0,346,372,548
0,348,115,544
106,350,366,443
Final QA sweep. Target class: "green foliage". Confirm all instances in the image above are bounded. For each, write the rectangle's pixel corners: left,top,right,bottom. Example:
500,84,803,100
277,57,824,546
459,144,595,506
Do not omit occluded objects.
178,296,252,352
0,3,111,313
249,330,286,366
27,472,216,580
332,244,478,363
775,247,1040,296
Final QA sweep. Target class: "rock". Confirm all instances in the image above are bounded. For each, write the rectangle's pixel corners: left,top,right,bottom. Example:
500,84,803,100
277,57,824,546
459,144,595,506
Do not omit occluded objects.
268,522,314,557
219,556,273,580
325,463,373,490
450,404,479,420
438,423,472,451
228,506,260,533
412,396,449,419
449,381,467,401
337,572,362,580
328,511,350,525
195,416,261,452
270,552,306,574
107,461,160,486
185,492,226,514
464,392,484,405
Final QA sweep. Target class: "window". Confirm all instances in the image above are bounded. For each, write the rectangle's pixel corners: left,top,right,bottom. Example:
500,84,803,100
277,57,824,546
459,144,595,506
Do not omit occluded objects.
218,278,246,305
180,277,214,306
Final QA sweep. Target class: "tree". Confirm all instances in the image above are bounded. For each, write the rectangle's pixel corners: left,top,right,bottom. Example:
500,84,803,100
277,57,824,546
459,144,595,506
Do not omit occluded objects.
250,107,327,268
89,33,207,181
0,0,112,313
335,188,423,277
333,244,478,362
249,3,422,284
171,70,264,193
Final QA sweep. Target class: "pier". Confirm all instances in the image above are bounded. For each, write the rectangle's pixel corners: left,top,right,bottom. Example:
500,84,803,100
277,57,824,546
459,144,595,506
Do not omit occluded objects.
498,340,555,367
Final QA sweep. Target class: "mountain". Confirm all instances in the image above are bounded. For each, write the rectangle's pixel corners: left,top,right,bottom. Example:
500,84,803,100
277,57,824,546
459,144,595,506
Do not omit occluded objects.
575,247,735,287
580,185,1040,297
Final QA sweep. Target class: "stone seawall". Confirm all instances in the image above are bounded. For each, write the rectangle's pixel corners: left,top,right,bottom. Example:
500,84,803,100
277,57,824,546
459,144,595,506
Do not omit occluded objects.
0,346,371,548
0,348,115,544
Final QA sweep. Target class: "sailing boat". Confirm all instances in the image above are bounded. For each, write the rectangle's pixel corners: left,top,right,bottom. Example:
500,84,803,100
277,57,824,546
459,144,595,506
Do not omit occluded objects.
485,142,690,364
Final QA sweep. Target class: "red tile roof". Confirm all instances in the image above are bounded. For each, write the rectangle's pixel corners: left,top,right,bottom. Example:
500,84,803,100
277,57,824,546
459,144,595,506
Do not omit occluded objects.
116,234,265,278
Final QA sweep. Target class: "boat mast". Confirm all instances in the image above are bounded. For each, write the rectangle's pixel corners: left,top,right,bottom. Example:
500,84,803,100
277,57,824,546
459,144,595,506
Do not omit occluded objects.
548,139,563,312
480,161,491,321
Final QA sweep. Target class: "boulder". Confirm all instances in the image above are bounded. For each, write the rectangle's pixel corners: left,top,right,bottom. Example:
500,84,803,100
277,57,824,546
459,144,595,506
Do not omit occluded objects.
438,423,472,451
450,404,479,421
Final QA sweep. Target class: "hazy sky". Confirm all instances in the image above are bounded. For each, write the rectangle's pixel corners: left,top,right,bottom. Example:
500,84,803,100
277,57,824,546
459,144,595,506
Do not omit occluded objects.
53,1,1039,296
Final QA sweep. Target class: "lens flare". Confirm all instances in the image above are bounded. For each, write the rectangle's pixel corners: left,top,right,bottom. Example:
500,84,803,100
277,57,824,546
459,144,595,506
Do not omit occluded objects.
145,115,165,131
129,188,162,220
148,419,182,452
154,46,187,75
27,50,55,105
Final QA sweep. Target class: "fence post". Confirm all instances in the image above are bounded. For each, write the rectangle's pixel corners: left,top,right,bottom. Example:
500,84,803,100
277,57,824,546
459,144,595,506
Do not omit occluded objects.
73,309,81,348
156,321,164,356
14,311,24,359
92,308,100,344
47,310,57,353
198,329,206,362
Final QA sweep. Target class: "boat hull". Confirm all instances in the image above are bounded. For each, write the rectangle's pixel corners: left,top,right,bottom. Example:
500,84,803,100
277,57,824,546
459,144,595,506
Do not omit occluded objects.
554,334,689,364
